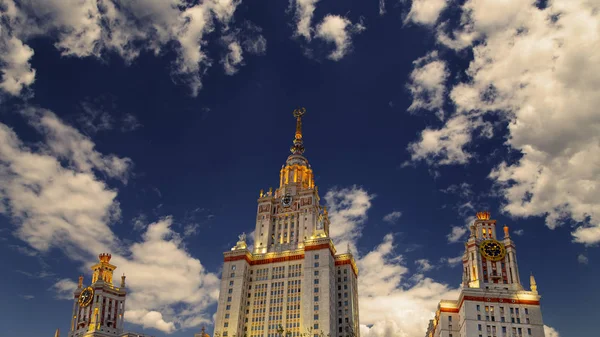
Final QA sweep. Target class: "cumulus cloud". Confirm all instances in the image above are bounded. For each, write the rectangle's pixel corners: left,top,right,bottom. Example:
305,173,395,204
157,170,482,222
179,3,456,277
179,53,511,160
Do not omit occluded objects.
446,225,467,243
0,0,258,97
405,0,448,26
383,211,402,224
290,0,320,40
52,278,79,300
315,15,365,61
513,229,524,236
408,0,600,245
326,186,460,337
415,259,433,272
325,185,374,253
288,1,364,61
407,51,448,119
0,108,219,333
440,254,463,267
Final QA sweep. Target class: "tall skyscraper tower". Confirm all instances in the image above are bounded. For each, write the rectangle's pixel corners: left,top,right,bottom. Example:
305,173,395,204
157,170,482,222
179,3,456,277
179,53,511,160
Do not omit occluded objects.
213,109,360,337
425,212,546,337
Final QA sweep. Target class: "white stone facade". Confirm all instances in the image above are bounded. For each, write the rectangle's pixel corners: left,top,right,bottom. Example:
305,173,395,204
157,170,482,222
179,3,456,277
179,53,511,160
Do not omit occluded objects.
425,213,546,337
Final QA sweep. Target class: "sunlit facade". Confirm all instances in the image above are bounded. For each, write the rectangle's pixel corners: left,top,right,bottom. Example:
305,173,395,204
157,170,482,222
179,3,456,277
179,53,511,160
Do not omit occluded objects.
425,212,545,337
213,109,359,337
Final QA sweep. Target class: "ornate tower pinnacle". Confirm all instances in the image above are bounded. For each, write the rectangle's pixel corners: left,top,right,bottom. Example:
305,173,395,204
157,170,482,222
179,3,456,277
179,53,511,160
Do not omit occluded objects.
290,107,306,155
530,273,538,294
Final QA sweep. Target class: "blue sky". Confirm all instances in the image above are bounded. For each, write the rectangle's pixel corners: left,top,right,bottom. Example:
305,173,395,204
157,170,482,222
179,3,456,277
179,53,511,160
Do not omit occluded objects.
0,1,598,337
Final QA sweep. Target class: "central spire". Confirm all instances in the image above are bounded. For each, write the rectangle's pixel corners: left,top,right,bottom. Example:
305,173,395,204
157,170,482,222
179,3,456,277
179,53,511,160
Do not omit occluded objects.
290,107,306,155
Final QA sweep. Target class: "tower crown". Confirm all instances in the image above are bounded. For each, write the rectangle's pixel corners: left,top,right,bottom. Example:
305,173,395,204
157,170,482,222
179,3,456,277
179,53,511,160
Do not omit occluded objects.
99,253,112,263
476,211,490,220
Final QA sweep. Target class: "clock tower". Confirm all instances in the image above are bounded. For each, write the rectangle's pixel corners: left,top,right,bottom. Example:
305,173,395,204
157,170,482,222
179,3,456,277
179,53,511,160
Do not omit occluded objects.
68,254,127,337
425,212,546,337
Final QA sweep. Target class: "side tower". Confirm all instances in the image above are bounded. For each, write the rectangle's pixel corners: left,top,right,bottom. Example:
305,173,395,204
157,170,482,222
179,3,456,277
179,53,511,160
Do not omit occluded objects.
68,254,127,337
425,212,545,337
213,109,360,337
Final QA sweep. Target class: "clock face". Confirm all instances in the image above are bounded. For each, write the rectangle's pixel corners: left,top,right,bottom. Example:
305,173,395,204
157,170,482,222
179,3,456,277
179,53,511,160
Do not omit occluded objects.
78,287,94,307
479,239,506,261
281,195,292,207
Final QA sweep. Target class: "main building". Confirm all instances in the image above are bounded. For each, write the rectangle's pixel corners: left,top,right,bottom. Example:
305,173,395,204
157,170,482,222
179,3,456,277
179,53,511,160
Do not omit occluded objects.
425,212,546,337
213,108,360,337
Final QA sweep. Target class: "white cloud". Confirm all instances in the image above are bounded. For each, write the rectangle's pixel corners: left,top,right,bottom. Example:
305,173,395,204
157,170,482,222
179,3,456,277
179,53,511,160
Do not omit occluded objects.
544,325,560,337
290,0,320,40
513,229,524,236
408,0,600,245
51,278,79,300
0,0,256,97
405,0,448,26
415,259,433,272
383,211,402,224
222,40,244,75
327,186,460,337
440,254,463,267
407,51,448,119
0,35,36,96
315,15,365,61
577,254,588,265
0,108,219,333
447,225,467,243
379,0,386,16
325,186,374,254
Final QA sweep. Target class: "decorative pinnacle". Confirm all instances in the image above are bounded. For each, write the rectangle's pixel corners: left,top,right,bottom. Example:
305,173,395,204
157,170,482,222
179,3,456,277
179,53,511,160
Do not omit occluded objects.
290,108,306,155
99,253,111,263
476,211,491,220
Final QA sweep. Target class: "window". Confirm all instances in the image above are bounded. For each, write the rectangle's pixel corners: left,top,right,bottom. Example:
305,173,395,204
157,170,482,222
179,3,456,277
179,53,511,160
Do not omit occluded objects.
314,271,319,276
525,308,529,315
344,269,347,274
314,262,319,267
449,324,452,330
314,314,319,320
449,316,452,322
229,281,234,286
314,305,319,311
227,297,232,302
225,314,229,318
231,265,236,270
477,314,481,320
527,328,532,335
478,324,482,331
223,332,228,337
314,296,319,301
314,324,319,329
315,254,319,259
515,308,520,315
230,273,235,277
344,301,348,306
314,287,319,293
226,305,230,310
314,279,319,284
228,289,233,294
224,323,229,327
477,305,481,312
